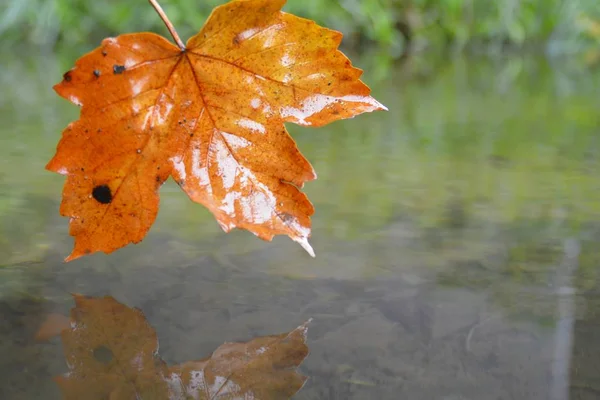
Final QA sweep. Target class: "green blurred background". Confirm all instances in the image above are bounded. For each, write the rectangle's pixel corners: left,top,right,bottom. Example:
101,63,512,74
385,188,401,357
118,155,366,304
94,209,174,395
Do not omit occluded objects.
2,0,600,56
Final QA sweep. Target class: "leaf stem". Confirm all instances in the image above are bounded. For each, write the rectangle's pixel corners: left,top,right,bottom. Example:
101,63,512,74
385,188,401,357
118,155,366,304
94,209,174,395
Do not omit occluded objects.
148,0,186,50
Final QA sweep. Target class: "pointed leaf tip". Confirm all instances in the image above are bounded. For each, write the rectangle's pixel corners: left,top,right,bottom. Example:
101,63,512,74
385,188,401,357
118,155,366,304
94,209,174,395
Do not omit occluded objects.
294,237,315,257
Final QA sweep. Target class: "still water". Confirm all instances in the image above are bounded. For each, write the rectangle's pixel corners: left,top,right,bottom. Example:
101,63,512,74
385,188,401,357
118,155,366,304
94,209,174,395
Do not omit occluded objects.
1,50,600,399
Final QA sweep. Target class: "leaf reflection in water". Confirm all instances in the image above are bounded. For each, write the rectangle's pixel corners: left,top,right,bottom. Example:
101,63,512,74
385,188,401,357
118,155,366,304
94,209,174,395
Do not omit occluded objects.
36,294,310,400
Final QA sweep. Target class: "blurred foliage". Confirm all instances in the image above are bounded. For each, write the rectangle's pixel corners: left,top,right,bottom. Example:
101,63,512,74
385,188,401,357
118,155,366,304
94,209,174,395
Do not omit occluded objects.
2,0,600,55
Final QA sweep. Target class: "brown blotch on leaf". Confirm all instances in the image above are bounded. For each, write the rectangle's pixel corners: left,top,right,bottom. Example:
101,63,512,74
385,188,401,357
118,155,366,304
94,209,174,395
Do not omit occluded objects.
93,70,101,78
63,71,72,82
92,185,112,204
279,212,295,224
93,345,114,364
113,65,126,74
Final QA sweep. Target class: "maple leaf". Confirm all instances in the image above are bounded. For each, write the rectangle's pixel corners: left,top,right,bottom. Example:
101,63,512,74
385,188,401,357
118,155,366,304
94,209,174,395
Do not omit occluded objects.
48,294,310,400
47,0,386,261
54,294,171,399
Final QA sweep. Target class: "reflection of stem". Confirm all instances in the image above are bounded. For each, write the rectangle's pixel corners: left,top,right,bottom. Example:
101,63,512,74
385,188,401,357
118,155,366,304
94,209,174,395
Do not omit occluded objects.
148,0,185,50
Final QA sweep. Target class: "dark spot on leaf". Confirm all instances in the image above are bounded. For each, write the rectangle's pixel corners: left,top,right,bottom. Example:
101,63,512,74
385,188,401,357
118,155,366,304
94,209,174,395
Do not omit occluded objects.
63,72,72,82
178,180,185,186
101,50,107,57
93,345,113,364
233,36,240,45
190,133,194,137
279,212,295,224
92,185,112,204
93,69,101,78
85,129,88,133
156,176,161,183
328,82,332,86
80,167,84,172
97,128,102,133
113,65,126,74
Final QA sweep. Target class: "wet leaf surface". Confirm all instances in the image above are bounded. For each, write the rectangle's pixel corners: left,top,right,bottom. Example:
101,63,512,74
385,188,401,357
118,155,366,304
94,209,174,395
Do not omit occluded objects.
47,0,385,261
40,294,310,399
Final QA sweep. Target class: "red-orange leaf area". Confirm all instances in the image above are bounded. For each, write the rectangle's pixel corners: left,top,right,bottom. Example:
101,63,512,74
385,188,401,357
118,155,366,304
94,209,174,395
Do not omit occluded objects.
47,0,386,261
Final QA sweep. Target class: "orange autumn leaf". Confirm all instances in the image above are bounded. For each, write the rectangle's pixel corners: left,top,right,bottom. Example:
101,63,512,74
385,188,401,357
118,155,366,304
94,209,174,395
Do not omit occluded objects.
47,0,386,261
54,294,310,400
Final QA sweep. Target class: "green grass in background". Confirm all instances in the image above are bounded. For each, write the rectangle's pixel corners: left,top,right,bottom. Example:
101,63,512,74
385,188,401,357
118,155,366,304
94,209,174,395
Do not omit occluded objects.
2,0,600,55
